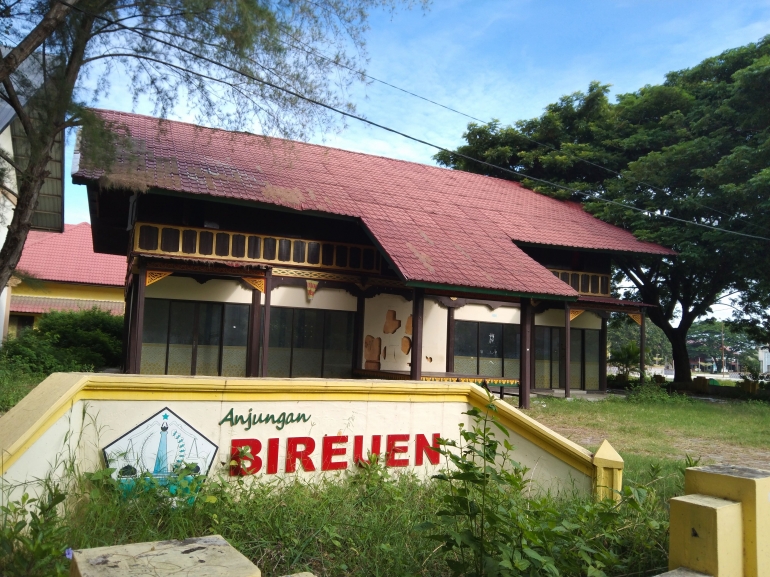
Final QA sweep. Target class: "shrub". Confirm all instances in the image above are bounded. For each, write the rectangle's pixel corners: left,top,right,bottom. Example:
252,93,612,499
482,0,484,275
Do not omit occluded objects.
2,308,122,372
420,396,669,576
627,382,692,404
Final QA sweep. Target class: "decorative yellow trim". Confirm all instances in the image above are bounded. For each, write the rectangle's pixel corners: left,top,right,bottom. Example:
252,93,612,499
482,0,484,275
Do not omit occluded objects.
0,374,621,496
242,277,265,293
272,268,361,283
629,313,642,326
146,270,173,286
569,309,584,322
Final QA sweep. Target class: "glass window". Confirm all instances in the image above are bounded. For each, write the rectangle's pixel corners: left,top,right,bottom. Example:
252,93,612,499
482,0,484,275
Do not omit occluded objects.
324,310,355,378
534,326,551,388
268,307,293,377
292,309,325,377
222,304,249,377
479,322,502,377
267,307,355,377
584,329,600,390
141,298,249,377
503,324,520,380
454,320,518,378
167,301,195,375
141,299,169,374
570,328,583,389
454,321,478,375
195,303,222,376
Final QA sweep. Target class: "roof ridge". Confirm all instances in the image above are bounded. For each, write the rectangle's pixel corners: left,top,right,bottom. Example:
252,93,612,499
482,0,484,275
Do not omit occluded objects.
89,108,541,191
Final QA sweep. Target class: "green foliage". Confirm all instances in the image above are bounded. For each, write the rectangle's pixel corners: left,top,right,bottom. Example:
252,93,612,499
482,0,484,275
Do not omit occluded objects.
626,382,692,404
0,363,46,412
687,320,758,372
421,396,668,576
0,489,69,577
2,308,122,372
609,341,640,377
437,37,770,383
608,313,671,366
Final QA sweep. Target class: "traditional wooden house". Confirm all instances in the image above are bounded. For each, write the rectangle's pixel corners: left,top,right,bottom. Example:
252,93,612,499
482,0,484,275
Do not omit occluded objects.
72,110,673,408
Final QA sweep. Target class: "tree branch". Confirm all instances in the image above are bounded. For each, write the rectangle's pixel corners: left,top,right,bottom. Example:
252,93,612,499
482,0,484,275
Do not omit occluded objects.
0,0,80,85
1,77,32,135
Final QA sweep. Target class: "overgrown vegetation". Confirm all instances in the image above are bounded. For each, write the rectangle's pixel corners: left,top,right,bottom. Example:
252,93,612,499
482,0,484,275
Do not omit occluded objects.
0,308,123,412
2,401,672,577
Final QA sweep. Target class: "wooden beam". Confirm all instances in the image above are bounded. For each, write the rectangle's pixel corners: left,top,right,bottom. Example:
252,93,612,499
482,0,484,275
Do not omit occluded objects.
246,288,262,377
129,266,146,374
519,299,532,409
352,294,365,373
564,304,571,399
599,316,608,392
410,288,424,380
122,277,133,372
259,268,272,377
446,306,455,373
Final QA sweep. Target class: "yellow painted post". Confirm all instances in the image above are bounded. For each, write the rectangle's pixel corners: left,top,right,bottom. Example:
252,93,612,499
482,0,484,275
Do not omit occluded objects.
593,439,624,501
669,494,743,576
684,465,770,577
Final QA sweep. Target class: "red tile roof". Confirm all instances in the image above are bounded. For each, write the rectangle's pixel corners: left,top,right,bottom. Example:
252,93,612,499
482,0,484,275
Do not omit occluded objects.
16,223,126,286
74,110,673,298
10,295,124,315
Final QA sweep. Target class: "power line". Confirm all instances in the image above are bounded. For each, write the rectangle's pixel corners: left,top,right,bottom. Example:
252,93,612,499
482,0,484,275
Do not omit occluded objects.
62,2,770,242
273,29,764,232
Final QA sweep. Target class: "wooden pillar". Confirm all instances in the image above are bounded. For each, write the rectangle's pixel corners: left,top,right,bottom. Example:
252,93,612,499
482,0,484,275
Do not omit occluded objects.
121,278,132,373
410,288,424,381
128,266,146,374
446,306,455,373
352,293,365,373
259,269,272,377
246,286,262,377
519,299,532,409
599,316,608,392
639,309,647,384
564,304,571,399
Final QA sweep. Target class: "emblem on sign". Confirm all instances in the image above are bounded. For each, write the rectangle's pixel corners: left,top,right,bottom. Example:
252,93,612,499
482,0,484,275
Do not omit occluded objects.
102,407,218,479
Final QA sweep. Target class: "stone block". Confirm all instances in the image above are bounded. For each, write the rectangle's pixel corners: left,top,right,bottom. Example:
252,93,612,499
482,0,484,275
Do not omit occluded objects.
669,494,742,577
70,535,260,576
685,465,770,577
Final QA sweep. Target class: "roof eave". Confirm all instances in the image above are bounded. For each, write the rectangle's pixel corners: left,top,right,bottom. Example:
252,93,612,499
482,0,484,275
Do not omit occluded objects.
405,281,578,302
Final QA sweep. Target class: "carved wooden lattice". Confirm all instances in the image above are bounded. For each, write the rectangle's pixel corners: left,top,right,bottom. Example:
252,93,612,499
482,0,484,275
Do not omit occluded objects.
242,277,265,293
569,309,584,321
629,313,643,326
146,271,173,286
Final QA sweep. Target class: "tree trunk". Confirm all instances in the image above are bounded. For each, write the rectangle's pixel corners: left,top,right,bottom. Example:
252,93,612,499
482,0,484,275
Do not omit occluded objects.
669,328,692,384
0,1,79,85
0,159,48,290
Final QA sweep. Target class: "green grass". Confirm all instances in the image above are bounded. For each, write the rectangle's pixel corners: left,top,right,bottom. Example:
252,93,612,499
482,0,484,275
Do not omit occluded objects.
0,367,45,413
525,395,770,457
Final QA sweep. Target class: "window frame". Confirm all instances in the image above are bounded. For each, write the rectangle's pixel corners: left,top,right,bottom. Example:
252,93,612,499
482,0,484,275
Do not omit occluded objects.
453,319,519,378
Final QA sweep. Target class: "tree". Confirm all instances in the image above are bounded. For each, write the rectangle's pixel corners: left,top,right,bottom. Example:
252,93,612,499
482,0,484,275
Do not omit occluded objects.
608,313,672,367
436,37,770,383
0,0,424,298
687,319,757,373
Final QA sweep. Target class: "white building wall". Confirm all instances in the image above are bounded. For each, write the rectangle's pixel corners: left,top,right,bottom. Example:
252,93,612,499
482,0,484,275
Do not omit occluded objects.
455,303,519,324
270,285,356,311
0,125,16,342
145,276,253,303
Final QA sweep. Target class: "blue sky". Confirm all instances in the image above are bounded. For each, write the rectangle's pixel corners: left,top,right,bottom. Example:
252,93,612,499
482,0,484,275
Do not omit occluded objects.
64,0,770,225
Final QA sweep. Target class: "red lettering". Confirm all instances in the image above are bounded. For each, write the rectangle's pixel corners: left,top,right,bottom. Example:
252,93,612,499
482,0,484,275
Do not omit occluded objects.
321,435,348,471
267,438,279,474
415,433,441,466
386,434,410,467
285,437,316,473
353,434,382,465
230,439,262,476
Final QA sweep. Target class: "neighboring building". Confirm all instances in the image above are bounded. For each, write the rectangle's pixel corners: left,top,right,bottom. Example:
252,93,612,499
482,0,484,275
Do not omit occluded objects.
759,347,770,374
6,223,125,337
0,49,67,339
72,110,673,407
